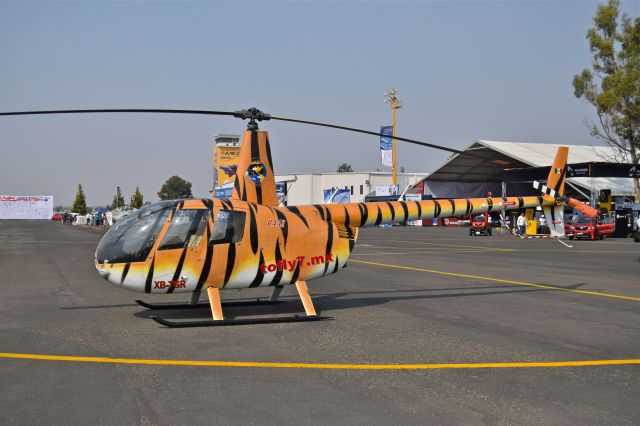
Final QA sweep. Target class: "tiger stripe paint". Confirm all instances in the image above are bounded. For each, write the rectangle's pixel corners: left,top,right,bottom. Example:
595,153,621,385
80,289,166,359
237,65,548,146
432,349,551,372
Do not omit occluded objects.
94,137,572,297
95,195,556,294
231,130,278,206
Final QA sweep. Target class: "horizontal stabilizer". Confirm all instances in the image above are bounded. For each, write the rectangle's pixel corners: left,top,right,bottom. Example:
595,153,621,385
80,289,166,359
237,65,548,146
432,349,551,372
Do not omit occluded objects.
533,181,558,199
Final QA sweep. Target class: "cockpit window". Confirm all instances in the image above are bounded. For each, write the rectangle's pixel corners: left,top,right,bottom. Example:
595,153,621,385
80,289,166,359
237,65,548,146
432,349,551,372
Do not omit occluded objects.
158,209,207,250
210,210,246,244
188,213,210,248
96,201,174,264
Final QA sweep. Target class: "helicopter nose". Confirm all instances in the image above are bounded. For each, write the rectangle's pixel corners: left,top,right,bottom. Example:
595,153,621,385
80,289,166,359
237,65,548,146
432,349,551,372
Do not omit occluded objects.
95,261,148,292
93,200,174,292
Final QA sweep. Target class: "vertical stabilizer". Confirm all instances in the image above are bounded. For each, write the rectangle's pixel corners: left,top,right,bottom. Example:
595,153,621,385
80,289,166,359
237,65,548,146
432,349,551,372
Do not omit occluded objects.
533,147,569,236
231,130,278,206
544,146,568,198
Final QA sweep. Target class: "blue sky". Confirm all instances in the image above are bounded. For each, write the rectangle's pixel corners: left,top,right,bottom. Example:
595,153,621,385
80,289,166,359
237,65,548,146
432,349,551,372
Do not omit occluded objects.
1,0,638,206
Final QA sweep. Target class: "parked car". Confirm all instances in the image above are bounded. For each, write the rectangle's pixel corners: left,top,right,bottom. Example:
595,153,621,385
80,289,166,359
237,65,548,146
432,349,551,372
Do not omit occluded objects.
567,216,615,240
51,213,63,221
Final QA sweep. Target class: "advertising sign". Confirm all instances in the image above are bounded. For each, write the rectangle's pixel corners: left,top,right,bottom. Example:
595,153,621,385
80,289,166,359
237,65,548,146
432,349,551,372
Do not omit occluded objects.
0,196,53,219
375,185,399,197
403,193,422,226
214,187,234,200
380,126,393,167
214,146,241,187
323,189,350,204
276,182,287,205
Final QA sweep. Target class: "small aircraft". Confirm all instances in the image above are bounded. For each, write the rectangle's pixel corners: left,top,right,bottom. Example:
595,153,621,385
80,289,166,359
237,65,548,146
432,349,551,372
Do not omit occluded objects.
0,107,598,327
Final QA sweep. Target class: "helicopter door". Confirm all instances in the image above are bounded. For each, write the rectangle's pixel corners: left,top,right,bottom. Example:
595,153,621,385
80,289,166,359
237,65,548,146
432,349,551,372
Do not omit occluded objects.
209,208,248,288
151,209,210,293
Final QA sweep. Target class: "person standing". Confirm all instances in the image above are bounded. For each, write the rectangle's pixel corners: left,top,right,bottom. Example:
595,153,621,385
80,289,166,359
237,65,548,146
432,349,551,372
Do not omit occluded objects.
517,213,527,236
635,215,640,261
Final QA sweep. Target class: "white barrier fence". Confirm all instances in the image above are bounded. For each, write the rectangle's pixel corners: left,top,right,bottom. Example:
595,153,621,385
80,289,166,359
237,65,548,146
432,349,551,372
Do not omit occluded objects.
0,196,53,220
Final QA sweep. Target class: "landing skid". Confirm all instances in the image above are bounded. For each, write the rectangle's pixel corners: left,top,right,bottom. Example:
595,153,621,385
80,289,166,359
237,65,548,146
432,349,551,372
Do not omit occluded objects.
143,280,325,327
151,315,333,328
135,299,284,310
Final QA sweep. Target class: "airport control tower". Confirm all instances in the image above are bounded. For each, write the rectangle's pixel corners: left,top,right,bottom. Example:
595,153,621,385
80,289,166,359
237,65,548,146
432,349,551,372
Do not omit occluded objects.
213,134,241,190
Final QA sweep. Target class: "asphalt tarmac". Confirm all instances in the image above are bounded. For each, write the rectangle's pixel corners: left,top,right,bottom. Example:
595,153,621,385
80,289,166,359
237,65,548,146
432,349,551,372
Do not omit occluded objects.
1,220,639,425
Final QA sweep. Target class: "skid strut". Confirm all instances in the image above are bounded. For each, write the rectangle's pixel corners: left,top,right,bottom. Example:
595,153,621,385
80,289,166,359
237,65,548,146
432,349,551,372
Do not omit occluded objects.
208,287,224,321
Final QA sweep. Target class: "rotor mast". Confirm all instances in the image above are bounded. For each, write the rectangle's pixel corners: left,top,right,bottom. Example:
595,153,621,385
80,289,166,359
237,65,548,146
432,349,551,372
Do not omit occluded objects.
232,107,271,131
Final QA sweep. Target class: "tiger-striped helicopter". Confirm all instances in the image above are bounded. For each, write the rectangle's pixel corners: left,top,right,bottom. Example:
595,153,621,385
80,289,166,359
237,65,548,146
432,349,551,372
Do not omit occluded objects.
0,107,598,327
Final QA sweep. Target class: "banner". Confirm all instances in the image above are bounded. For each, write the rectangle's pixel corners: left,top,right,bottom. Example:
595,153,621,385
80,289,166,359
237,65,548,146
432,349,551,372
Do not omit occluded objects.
403,194,422,226
214,146,241,187
276,182,287,205
0,196,53,219
380,126,393,167
214,187,233,199
375,185,399,197
323,189,350,204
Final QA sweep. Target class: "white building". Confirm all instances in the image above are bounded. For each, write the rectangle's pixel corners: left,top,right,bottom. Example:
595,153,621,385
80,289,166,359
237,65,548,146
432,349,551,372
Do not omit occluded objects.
275,172,429,205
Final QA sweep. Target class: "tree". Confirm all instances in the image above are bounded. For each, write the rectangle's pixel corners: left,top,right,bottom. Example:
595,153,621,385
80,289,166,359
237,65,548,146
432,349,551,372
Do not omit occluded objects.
72,183,87,215
158,175,193,200
110,192,125,210
337,163,353,172
572,0,640,201
130,186,144,209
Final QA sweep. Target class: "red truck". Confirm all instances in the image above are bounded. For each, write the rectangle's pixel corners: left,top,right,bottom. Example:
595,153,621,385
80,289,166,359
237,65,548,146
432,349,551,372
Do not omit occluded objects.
469,213,492,236
566,216,615,240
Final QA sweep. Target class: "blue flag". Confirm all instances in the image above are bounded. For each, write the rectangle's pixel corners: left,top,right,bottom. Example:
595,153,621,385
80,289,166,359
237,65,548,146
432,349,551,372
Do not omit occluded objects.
380,126,393,167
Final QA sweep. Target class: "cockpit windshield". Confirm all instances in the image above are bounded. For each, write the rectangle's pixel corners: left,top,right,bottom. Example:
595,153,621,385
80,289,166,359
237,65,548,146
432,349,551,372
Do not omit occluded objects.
96,201,174,264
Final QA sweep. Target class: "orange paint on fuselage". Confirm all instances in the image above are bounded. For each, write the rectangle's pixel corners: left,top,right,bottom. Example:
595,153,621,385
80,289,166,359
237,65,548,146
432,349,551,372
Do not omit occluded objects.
95,195,555,294
95,131,571,295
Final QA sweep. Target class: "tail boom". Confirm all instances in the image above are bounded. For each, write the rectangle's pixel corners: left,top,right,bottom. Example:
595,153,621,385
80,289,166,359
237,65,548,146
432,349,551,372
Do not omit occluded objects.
294,196,553,228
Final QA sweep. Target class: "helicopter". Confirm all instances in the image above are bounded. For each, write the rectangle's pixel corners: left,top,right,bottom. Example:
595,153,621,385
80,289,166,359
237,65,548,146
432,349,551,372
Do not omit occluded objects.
0,107,599,327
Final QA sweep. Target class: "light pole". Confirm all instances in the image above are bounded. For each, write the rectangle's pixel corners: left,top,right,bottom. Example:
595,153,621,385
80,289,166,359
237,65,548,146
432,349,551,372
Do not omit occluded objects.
384,89,403,186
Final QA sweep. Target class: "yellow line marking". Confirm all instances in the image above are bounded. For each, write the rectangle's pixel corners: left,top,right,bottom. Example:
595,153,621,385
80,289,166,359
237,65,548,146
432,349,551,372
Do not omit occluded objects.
351,249,630,256
349,260,640,302
380,239,507,250
1,353,638,370
352,249,511,256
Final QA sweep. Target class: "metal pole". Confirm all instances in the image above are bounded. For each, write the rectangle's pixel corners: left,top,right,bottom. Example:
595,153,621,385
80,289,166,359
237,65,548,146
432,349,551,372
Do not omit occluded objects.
385,89,402,188
501,181,507,234
392,100,397,186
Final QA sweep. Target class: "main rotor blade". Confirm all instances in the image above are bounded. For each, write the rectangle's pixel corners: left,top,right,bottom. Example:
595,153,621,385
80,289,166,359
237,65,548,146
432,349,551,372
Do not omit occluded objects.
270,115,463,155
0,109,236,117
1,108,465,156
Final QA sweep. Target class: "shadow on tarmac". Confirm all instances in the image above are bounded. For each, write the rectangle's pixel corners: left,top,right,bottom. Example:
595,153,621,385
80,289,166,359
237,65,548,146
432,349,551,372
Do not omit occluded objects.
118,282,590,322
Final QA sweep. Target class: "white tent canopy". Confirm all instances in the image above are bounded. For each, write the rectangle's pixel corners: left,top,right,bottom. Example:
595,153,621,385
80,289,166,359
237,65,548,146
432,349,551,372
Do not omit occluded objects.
425,140,635,197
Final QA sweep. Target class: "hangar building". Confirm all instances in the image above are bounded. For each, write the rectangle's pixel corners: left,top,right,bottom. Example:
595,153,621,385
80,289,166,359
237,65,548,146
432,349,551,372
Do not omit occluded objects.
276,172,428,205
412,140,636,201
